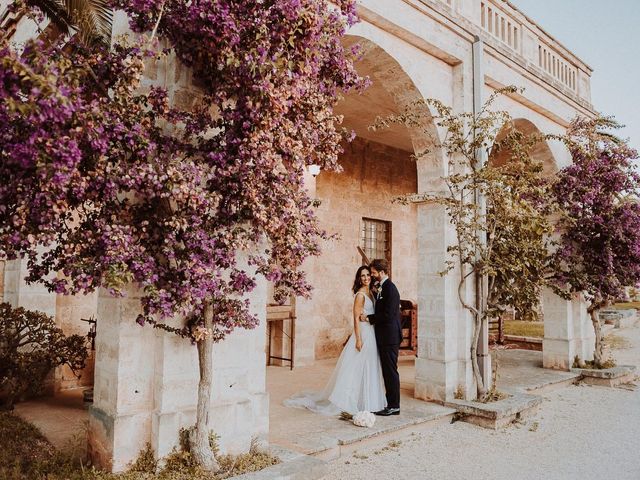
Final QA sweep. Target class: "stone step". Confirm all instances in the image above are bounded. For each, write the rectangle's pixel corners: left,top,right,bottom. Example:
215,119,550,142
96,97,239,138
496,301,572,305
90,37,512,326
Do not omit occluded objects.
271,401,455,461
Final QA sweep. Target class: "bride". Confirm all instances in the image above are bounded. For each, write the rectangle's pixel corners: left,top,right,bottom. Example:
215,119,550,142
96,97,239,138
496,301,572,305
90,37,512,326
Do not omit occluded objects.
284,266,387,415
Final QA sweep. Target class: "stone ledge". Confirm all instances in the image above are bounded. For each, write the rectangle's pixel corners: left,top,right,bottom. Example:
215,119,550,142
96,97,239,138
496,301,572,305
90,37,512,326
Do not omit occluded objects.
503,335,542,344
503,335,543,351
572,365,637,387
599,309,637,328
231,447,326,480
444,393,542,430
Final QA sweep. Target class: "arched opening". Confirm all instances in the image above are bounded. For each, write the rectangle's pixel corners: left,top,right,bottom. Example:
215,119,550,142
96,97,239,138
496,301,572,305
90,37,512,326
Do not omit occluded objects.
487,118,558,351
489,118,558,177
311,35,422,360
266,34,446,443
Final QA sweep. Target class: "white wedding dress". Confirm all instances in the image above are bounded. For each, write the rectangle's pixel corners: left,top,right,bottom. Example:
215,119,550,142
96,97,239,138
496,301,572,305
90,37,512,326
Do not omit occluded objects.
284,293,387,415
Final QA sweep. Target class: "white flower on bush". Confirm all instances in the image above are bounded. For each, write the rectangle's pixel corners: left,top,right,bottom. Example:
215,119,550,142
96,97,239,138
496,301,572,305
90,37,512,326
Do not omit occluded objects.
351,411,376,428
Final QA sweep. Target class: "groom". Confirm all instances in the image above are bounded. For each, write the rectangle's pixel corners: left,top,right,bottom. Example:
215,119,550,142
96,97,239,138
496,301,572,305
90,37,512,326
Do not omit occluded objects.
362,258,402,416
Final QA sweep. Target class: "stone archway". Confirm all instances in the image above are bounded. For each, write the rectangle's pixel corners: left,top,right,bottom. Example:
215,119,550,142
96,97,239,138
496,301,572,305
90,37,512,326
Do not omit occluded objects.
490,118,558,176
488,117,595,370
284,33,449,404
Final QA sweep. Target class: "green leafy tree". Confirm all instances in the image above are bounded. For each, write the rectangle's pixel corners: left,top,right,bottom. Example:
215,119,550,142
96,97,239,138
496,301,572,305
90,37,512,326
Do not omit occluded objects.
376,88,553,398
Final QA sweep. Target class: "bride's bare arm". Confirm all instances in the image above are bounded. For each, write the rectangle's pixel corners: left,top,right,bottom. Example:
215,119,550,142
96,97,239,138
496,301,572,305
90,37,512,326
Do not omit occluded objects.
353,293,364,351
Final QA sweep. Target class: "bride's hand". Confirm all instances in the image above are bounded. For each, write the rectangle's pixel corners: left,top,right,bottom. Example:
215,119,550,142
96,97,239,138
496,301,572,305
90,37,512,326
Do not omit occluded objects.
355,337,363,352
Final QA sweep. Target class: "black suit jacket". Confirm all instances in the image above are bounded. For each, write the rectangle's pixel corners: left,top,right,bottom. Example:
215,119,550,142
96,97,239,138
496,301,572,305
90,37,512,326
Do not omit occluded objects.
367,278,402,346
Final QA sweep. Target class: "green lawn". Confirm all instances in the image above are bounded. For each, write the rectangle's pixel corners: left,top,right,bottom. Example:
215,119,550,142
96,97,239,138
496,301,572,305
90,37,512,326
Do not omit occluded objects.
503,320,544,338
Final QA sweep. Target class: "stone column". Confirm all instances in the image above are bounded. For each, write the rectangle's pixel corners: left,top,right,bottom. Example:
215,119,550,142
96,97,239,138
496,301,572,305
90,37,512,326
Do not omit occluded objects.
151,277,269,458
414,202,475,401
89,266,269,470
208,281,269,454
293,169,320,366
88,285,156,472
542,287,576,370
150,318,198,459
572,293,595,364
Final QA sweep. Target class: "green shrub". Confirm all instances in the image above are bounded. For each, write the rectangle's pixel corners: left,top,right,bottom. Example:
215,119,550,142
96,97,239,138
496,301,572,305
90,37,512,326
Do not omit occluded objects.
0,302,88,409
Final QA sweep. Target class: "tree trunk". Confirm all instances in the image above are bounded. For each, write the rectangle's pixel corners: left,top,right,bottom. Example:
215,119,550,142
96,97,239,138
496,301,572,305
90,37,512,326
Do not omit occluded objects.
589,306,604,368
471,313,487,399
458,274,486,399
189,301,220,472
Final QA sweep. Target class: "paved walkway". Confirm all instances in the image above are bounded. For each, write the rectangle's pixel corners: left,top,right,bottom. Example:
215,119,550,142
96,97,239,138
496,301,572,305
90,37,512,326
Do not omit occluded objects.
266,347,581,457
267,356,455,458
14,387,88,450
14,348,583,457
323,323,640,480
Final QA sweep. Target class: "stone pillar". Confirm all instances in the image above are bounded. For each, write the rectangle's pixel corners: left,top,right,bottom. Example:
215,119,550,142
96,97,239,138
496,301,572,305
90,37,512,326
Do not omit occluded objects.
151,278,269,459
89,269,269,471
572,293,595,364
3,258,56,317
542,288,576,370
88,285,156,472
208,283,269,454
150,318,198,459
414,202,474,401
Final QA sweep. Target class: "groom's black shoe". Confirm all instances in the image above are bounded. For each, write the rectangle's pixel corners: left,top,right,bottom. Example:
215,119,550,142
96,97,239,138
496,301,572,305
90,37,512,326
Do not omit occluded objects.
374,407,400,416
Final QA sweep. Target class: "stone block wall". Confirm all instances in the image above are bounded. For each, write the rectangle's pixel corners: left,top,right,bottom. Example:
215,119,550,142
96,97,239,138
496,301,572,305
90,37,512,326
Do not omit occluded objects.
302,137,418,361
54,292,98,391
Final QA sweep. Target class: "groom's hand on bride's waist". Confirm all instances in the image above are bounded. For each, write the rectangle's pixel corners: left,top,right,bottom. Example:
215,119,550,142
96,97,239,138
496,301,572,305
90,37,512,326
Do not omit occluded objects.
360,313,375,325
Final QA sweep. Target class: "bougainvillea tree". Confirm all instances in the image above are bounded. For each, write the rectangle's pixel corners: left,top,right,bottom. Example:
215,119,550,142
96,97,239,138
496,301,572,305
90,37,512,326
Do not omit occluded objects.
375,89,553,399
552,117,640,368
0,0,364,469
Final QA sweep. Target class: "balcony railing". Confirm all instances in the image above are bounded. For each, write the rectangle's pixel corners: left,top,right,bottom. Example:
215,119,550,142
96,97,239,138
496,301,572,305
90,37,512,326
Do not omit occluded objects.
537,41,577,91
480,1,520,53
478,0,588,96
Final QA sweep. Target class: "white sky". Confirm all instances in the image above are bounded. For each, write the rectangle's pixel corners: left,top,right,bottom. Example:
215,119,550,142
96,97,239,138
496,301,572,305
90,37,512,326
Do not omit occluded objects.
513,0,640,151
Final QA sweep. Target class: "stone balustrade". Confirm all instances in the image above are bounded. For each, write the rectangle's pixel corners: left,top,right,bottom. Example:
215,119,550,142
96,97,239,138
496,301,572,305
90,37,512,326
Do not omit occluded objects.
477,0,591,101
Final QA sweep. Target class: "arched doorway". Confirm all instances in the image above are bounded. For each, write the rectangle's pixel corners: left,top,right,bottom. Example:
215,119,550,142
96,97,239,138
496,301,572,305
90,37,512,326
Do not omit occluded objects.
265,32,446,402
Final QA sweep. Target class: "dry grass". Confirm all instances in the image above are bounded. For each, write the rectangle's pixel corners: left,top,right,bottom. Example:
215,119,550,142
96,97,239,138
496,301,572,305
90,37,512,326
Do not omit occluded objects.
613,301,640,310
0,413,278,480
503,321,544,338
604,333,632,350
478,388,509,404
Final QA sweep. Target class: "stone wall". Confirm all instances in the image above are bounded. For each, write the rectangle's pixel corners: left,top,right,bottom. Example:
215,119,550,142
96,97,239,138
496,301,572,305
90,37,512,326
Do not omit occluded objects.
88,272,269,472
54,292,98,391
306,137,418,360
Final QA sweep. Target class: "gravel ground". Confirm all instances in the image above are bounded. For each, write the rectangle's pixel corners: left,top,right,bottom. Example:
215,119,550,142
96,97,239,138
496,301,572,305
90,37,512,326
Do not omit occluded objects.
324,324,640,480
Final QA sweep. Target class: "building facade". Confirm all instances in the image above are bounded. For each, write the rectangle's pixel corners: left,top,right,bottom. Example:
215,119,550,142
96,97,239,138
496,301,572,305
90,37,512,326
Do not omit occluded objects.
2,0,596,471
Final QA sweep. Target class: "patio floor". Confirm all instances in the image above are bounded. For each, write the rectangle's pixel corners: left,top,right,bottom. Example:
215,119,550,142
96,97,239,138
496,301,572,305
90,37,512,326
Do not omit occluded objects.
267,356,455,459
13,387,88,450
